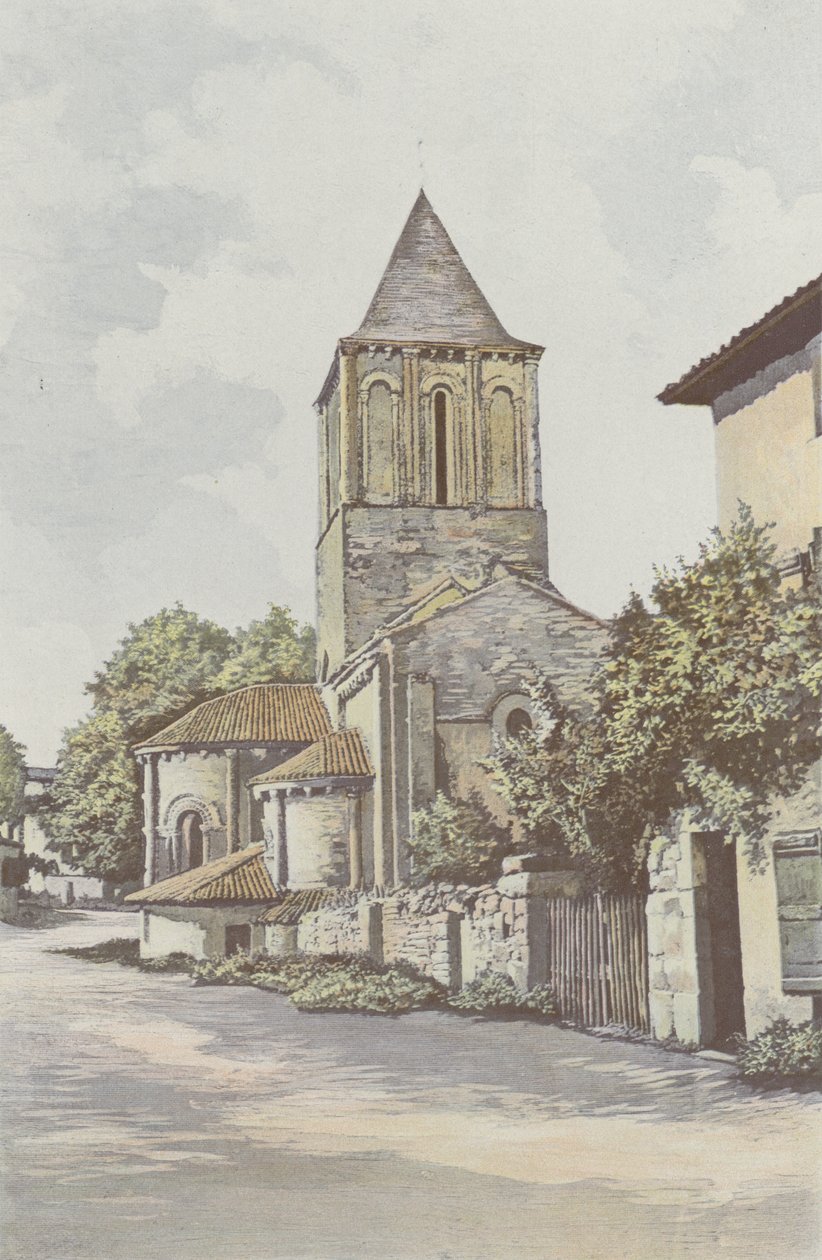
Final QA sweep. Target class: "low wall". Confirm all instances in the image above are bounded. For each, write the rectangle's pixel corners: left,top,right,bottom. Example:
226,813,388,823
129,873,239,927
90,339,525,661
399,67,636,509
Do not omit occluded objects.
295,873,578,992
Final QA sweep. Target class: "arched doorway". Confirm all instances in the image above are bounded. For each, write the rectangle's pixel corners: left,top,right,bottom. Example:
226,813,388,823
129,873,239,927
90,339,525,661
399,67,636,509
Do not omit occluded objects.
179,811,204,870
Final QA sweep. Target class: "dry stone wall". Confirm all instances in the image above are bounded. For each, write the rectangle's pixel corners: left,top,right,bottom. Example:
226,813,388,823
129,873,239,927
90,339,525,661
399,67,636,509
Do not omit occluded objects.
295,875,556,992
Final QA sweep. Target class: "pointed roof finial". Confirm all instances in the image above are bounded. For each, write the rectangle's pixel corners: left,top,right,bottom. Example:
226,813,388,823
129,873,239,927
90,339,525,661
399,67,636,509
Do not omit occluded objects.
349,192,537,350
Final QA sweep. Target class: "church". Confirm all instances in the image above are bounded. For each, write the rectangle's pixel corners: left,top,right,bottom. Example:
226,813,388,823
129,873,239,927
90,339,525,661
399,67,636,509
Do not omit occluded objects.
127,192,606,956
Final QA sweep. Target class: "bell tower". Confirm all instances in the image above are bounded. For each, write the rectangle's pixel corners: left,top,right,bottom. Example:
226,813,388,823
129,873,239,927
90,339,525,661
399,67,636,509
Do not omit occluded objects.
315,191,549,681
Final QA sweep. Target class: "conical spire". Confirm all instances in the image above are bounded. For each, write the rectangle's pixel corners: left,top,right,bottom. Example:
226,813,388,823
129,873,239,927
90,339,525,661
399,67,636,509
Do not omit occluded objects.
350,191,534,349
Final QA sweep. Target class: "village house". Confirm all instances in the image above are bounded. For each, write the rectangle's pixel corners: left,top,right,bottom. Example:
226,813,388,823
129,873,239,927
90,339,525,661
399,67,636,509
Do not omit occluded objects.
128,191,606,956
21,767,115,905
649,273,822,1045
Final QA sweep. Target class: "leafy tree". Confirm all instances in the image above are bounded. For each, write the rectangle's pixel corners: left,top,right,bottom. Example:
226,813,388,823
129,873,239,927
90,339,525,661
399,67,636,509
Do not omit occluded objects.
87,604,234,742
45,712,143,883
489,508,822,890
0,723,26,825
214,604,315,692
409,791,510,884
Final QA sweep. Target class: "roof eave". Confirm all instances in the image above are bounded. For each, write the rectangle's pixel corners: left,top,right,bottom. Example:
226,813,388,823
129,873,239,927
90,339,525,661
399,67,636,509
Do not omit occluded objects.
251,773,373,794
658,275,822,408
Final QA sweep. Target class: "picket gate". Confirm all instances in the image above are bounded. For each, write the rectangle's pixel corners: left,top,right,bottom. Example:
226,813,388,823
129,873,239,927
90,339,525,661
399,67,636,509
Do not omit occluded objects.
545,894,649,1032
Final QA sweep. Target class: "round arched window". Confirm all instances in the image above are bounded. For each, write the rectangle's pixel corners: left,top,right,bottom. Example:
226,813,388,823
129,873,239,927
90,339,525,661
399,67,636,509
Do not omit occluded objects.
505,708,533,739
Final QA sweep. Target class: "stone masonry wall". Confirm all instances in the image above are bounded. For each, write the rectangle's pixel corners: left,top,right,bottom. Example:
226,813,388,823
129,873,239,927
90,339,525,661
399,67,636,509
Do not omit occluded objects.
295,877,552,993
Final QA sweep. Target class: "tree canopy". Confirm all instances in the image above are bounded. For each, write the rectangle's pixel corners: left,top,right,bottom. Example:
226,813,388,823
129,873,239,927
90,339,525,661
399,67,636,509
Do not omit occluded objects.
45,712,143,883
489,508,822,890
0,723,26,825
86,605,235,743
214,605,315,692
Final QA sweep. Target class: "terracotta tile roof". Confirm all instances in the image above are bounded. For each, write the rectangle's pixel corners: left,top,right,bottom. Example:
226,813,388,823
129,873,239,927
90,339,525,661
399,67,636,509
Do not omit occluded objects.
133,685,331,751
348,190,539,351
659,272,822,407
125,846,278,905
258,887,352,926
249,728,374,787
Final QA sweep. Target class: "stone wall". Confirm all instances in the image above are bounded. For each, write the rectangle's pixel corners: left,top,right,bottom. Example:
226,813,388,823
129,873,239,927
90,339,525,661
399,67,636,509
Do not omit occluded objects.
295,874,562,993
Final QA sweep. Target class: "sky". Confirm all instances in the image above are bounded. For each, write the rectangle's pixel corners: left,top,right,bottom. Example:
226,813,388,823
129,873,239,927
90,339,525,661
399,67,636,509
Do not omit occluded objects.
1,0,821,764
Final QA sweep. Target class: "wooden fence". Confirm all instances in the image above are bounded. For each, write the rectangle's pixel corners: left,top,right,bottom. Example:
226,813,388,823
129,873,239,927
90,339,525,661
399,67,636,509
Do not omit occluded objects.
546,894,649,1033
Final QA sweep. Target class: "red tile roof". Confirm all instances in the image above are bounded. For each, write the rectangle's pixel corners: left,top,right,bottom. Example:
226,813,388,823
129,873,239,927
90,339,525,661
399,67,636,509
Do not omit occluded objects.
125,846,278,905
133,685,331,751
249,728,374,787
258,888,352,926
659,273,822,407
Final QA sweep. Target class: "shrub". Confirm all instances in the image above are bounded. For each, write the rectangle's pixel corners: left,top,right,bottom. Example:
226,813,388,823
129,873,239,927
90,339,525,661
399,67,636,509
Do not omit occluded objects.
51,937,140,966
288,960,443,1014
521,982,559,1019
736,1018,822,1082
450,971,524,1014
449,971,558,1020
140,951,195,973
409,790,511,884
190,952,260,985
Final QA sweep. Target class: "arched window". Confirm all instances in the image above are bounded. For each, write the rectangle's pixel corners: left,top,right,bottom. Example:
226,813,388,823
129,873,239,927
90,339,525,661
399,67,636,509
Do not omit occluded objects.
488,387,519,506
505,708,533,739
320,650,330,683
178,811,204,870
365,381,394,502
434,389,449,505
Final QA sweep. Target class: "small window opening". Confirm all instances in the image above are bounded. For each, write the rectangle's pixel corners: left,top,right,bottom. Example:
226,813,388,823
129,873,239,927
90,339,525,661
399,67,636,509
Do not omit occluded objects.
506,708,533,739
434,390,448,505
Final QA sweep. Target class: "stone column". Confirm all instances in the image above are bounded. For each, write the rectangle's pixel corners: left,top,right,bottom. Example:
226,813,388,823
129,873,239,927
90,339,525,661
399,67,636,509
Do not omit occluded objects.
225,749,241,853
317,402,330,532
372,654,393,891
274,791,288,886
339,347,359,503
141,754,159,886
348,791,363,890
524,353,543,507
400,348,419,502
464,350,478,503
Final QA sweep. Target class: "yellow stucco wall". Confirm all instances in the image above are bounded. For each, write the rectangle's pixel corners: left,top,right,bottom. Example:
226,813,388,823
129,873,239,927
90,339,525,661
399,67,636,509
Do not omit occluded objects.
714,365,821,555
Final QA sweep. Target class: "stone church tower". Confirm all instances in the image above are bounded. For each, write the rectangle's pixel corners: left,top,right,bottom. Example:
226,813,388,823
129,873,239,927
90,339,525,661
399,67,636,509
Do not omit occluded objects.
315,190,549,681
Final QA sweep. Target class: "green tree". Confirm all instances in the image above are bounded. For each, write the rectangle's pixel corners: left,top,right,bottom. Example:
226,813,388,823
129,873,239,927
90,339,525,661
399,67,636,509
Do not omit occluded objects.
87,604,234,742
409,791,510,884
45,712,143,882
0,723,26,826
214,604,315,692
489,508,822,890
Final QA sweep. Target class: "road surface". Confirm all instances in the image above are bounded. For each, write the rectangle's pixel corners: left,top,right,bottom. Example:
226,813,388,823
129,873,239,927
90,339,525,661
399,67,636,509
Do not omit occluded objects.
1,911,819,1259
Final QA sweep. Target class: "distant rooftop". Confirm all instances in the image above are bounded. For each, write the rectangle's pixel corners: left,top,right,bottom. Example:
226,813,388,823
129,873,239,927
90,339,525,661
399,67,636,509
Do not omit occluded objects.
26,767,56,784
659,272,822,407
